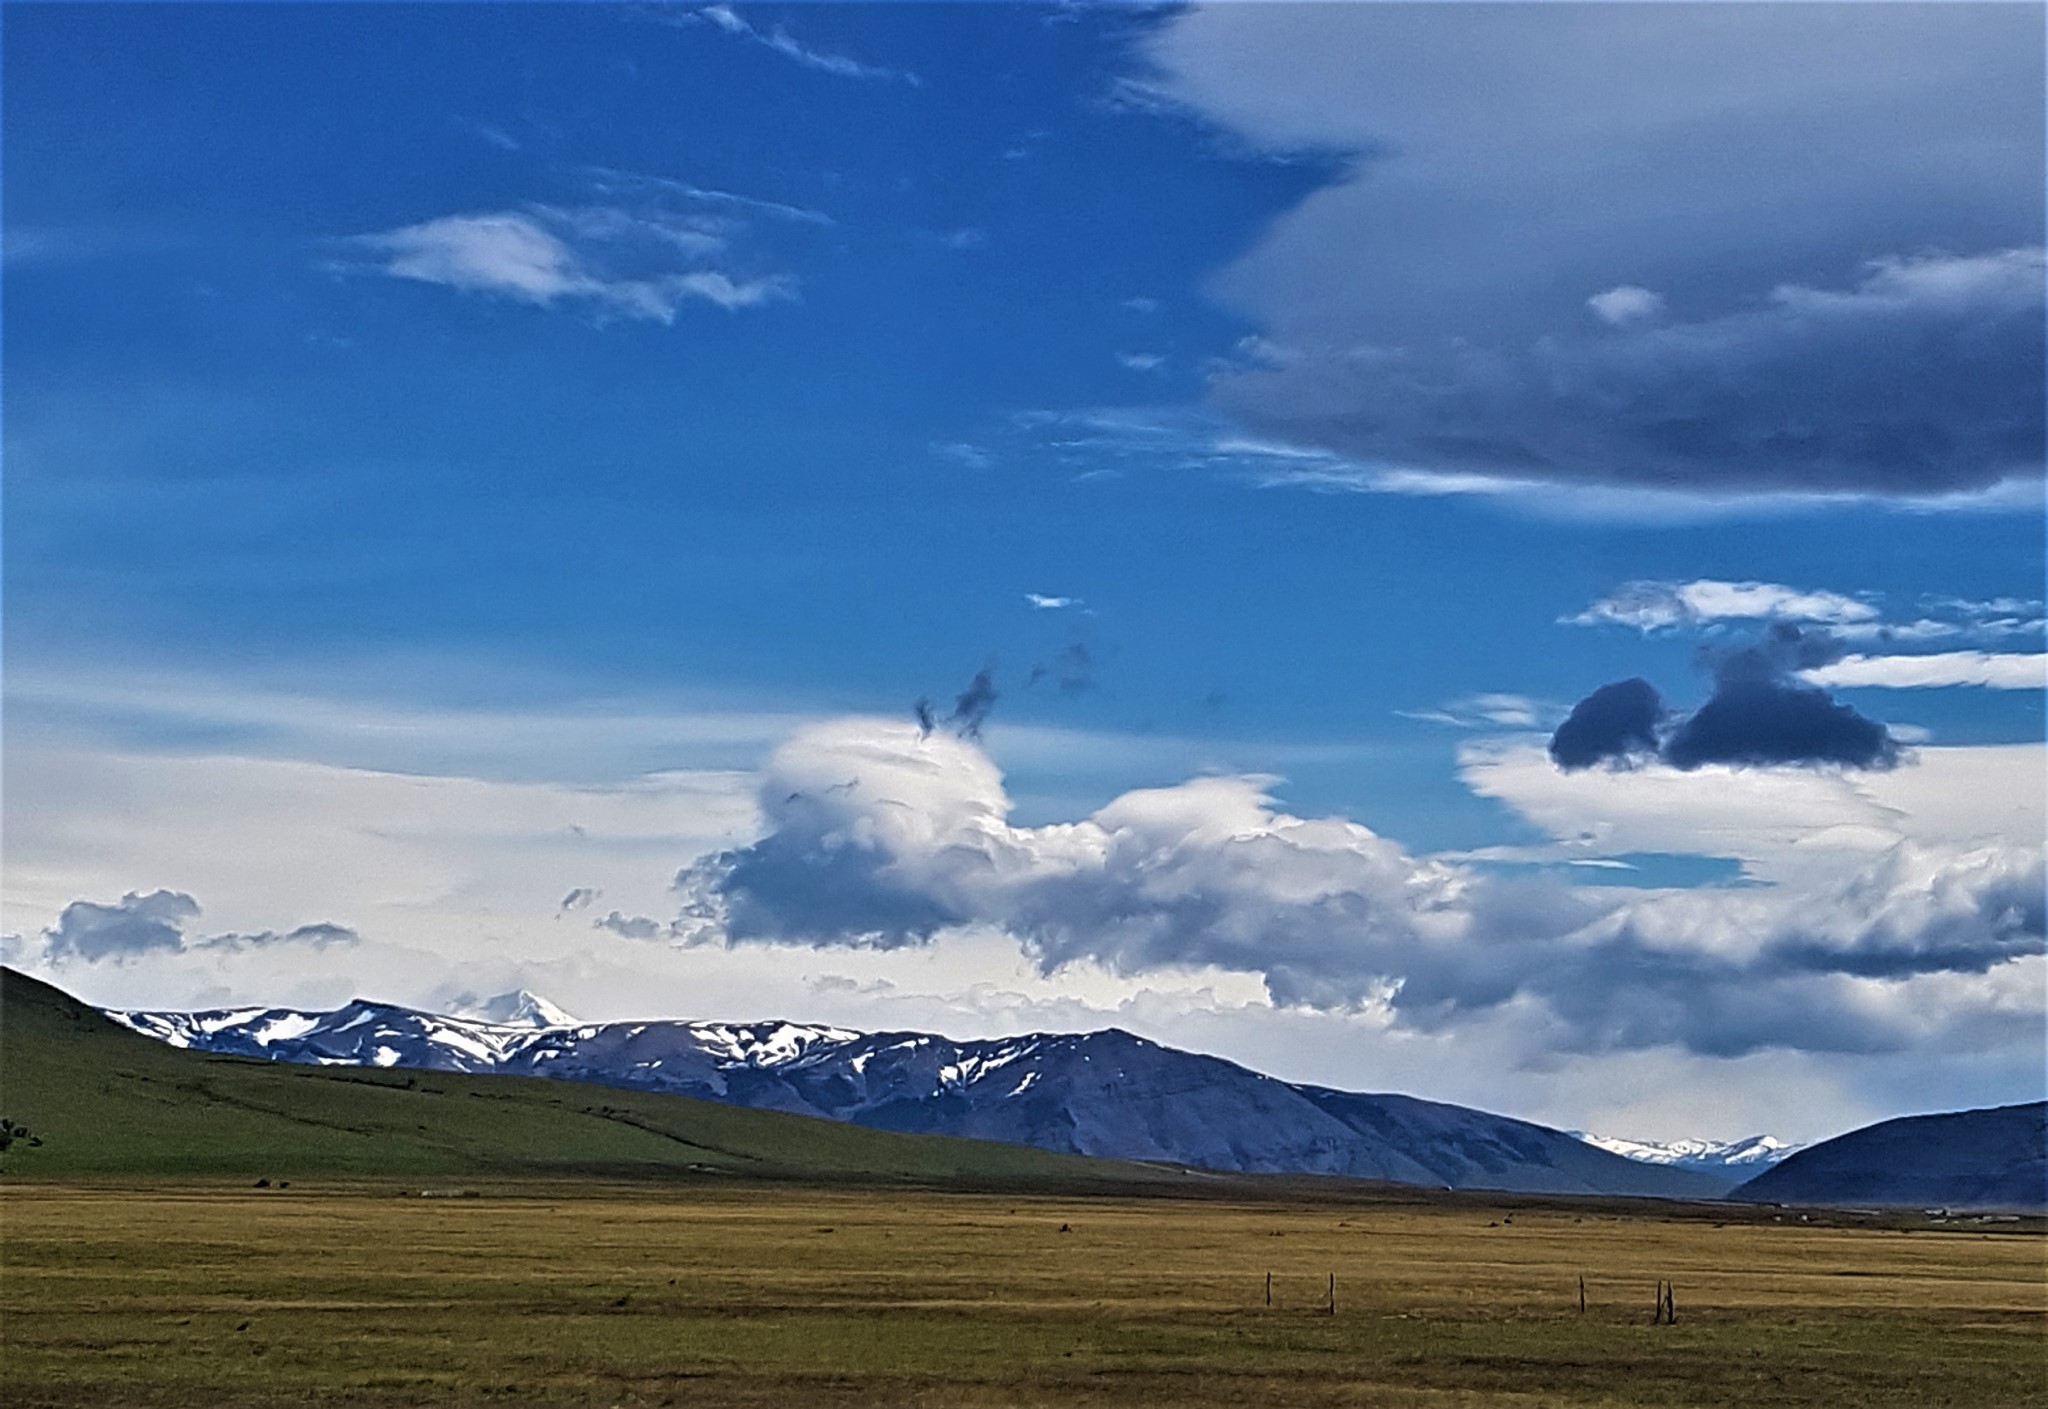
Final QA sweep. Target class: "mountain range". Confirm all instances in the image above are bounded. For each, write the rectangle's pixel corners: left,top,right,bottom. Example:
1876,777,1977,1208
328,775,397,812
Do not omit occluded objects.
107,990,1756,1199
1574,1132,1798,1177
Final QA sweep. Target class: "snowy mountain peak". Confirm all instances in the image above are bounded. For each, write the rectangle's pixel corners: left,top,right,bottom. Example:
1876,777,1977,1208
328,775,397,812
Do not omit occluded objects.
466,990,578,1028
1575,1131,1799,1173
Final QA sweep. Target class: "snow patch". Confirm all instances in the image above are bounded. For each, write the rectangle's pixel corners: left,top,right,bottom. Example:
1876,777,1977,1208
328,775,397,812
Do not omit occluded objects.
251,1013,320,1047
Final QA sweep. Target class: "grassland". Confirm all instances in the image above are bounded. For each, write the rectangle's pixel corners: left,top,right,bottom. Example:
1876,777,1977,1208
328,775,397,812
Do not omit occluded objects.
4,1181,2042,1409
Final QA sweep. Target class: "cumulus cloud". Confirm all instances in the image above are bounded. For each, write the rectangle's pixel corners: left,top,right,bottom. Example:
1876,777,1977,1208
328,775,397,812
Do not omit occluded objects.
40,890,356,963
1136,4,2045,499
649,718,2041,1056
1801,651,2048,691
344,208,794,322
1553,627,1899,773
1568,579,1879,632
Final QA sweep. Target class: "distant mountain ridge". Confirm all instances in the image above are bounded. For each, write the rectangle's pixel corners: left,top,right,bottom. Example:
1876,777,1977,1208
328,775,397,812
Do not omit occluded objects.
1731,1102,2047,1211
106,994,1730,1199
1575,1132,1800,1177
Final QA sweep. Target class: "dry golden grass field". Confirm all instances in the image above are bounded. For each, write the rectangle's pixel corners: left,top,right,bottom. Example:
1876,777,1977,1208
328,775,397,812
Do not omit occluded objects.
3,1180,2042,1408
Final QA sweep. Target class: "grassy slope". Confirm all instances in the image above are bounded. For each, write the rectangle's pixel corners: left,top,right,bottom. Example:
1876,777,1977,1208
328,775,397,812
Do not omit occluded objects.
0,967,1162,1188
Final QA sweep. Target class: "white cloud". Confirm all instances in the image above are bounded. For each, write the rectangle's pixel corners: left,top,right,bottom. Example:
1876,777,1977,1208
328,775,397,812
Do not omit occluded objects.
4,663,815,783
686,5,919,86
346,209,794,322
1117,351,1167,372
1567,578,1880,631
1398,693,1554,730
582,166,833,226
661,720,2042,1061
1586,285,1665,326
1025,593,1081,611
1800,651,2048,690
1458,739,2045,885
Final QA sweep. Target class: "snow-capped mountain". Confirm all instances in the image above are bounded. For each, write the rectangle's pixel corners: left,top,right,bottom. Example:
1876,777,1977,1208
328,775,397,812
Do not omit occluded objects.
456,989,580,1029
1575,1132,1799,1176
104,994,1734,1199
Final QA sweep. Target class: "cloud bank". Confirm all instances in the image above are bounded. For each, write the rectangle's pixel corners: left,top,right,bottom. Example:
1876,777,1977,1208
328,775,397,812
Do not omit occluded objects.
655,718,2040,1058
1136,4,2045,499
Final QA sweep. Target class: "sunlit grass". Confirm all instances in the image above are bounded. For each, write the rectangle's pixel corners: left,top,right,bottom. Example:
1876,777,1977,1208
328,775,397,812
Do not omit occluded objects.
5,1182,2041,1408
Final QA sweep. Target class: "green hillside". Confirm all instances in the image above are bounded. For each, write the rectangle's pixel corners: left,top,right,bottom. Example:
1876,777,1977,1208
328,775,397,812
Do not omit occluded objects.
0,967,1157,1188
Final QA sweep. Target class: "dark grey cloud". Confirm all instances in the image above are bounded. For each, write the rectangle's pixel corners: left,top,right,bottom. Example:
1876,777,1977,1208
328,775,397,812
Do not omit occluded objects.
949,667,998,740
1216,249,2044,497
39,891,355,962
1664,626,1897,770
593,910,671,941
1140,6,2044,498
198,921,360,953
1661,679,1897,772
43,890,197,962
915,667,1000,741
1553,627,1898,772
1548,678,1662,770
558,886,601,915
680,830,969,950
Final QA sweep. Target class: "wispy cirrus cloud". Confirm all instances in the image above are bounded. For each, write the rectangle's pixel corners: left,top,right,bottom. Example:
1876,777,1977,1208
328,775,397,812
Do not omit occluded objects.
1567,579,1879,632
1801,651,2048,691
668,5,920,86
1565,581,2045,691
341,208,794,321
1398,693,1557,730
581,166,833,227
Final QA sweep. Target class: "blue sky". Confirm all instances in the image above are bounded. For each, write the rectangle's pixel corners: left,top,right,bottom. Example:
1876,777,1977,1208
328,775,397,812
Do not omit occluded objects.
5,3,2044,1144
